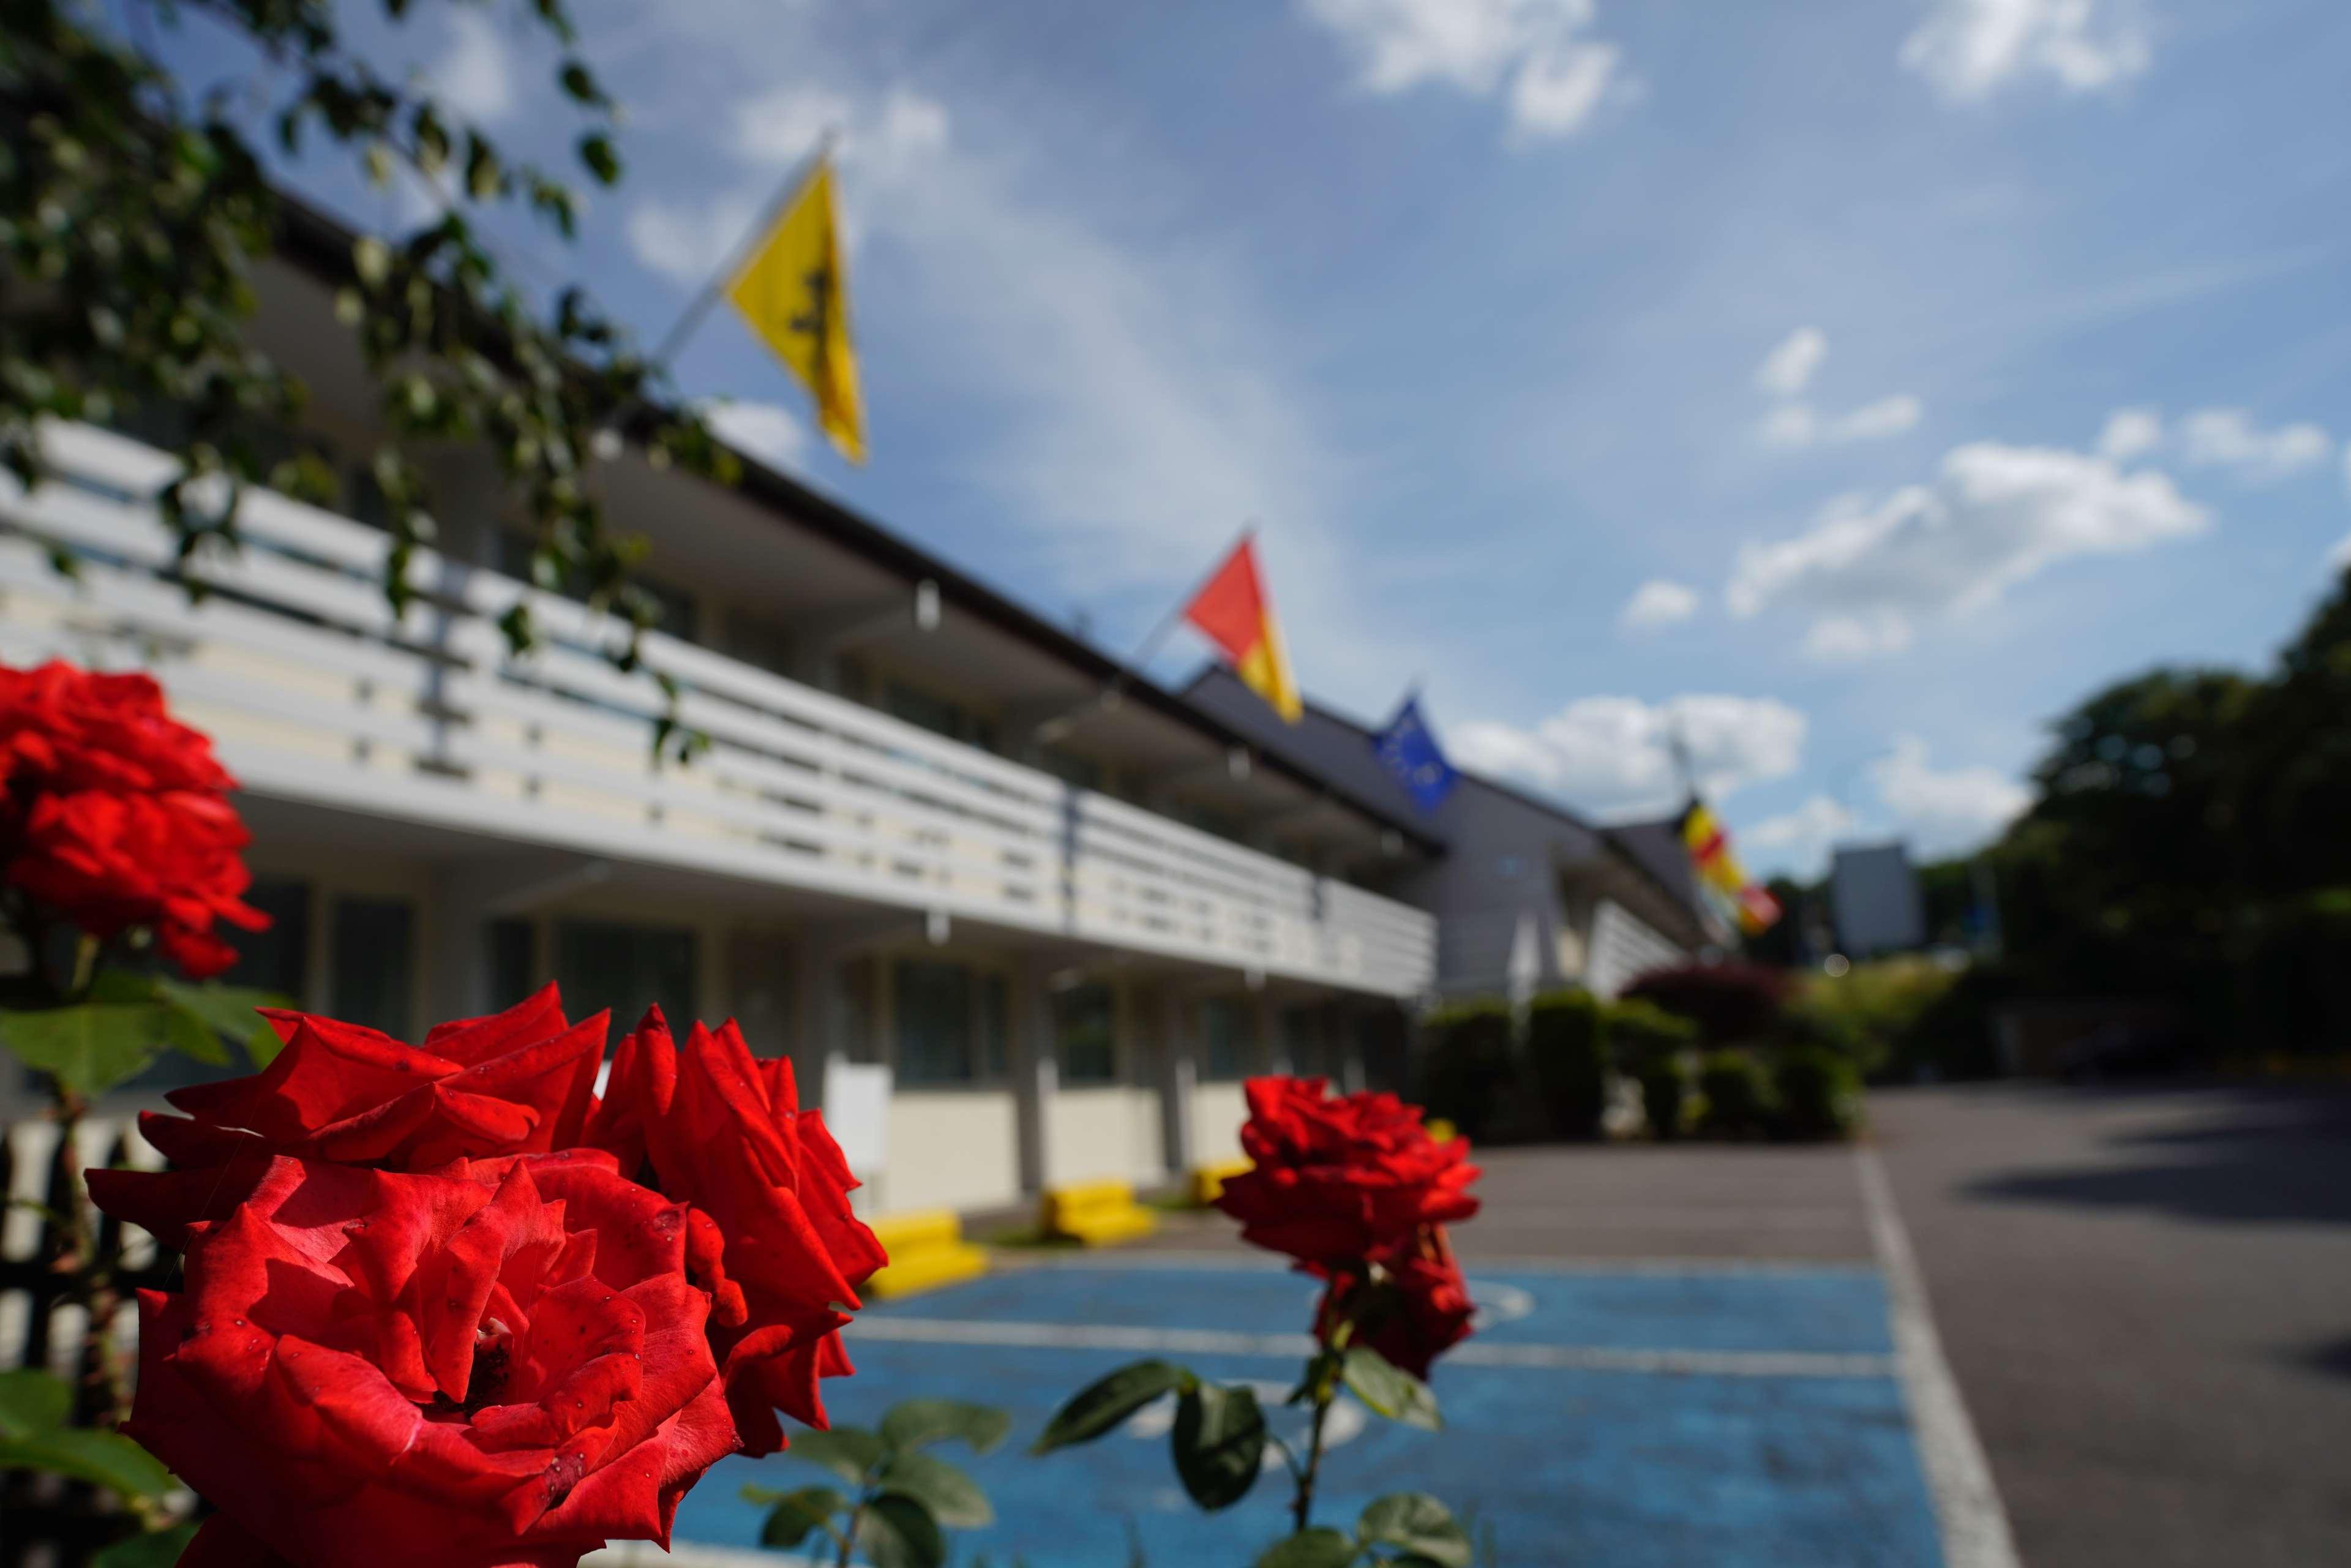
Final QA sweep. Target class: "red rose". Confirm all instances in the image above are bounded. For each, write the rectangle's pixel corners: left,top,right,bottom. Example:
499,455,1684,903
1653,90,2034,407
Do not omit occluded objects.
122,1150,740,1568
582,1008,887,1455
0,660,265,978
1315,1227,1476,1380
89,986,607,1244
1213,1076,1481,1273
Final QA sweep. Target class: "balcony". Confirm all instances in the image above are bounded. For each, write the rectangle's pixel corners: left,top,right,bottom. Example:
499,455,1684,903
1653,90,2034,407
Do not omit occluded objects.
0,424,1436,999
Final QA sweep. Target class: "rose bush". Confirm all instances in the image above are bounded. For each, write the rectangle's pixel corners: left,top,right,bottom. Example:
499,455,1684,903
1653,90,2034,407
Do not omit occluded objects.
0,659,266,978
1040,1076,1485,1563
1212,1075,1481,1274
90,986,610,1241
126,1150,740,1568
582,1008,888,1454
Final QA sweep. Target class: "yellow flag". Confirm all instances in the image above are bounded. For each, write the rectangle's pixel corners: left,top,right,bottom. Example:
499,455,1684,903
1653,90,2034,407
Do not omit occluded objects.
726,157,866,463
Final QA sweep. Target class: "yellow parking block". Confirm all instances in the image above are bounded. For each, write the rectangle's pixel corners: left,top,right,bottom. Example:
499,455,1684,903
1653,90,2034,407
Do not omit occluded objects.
864,1207,989,1299
1040,1179,1158,1247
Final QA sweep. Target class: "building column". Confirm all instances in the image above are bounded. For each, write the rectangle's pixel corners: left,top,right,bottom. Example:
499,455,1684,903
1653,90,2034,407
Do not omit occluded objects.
1013,956,1059,1196
1256,991,1286,1076
1157,987,1196,1177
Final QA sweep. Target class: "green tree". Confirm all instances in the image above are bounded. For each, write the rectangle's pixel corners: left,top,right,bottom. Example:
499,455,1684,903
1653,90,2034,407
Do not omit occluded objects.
2,0,732,752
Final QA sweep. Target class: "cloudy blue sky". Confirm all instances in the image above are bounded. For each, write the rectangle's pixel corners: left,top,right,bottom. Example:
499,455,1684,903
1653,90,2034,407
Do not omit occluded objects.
229,0,2351,874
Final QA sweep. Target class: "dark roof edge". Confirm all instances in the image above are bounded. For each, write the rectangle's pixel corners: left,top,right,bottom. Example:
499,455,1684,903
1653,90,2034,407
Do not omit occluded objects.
269,195,1442,856
1187,669,1711,931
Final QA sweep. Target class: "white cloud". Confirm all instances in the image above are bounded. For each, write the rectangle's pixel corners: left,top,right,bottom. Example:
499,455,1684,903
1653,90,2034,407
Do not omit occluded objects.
701,399,808,469
1900,0,2154,103
1452,693,1806,817
432,10,516,124
1619,578,1699,630
626,192,759,286
2328,530,2351,572
1872,736,2031,853
1744,794,1858,877
2175,408,2331,484
2097,405,2163,463
1755,326,1828,397
1802,610,1914,662
1728,440,2210,659
1831,394,1925,442
1760,394,1925,449
1299,0,1630,140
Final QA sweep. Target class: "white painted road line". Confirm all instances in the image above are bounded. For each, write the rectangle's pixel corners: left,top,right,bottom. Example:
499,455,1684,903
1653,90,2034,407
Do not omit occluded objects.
1857,1148,2024,1568
845,1315,1897,1379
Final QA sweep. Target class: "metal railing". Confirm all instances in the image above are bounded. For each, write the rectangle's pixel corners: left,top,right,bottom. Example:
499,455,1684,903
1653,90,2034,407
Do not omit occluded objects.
0,424,1436,997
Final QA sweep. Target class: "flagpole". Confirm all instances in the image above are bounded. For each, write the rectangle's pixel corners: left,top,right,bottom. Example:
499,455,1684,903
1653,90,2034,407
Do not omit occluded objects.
1034,523,1254,746
646,129,841,375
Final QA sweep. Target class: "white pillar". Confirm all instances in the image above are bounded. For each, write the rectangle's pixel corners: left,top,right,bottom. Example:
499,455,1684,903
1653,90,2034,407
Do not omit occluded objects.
1157,988,1197,1176
1013,957,1058,1195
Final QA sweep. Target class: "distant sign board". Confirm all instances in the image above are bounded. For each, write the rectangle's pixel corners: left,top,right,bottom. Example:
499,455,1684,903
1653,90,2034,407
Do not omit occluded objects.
1829,842,1925,956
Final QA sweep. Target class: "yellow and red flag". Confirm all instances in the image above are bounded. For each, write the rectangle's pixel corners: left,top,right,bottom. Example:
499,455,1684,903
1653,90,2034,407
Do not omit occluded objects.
1682,801,1782,936
1183,536,1302,723
726,154,866,463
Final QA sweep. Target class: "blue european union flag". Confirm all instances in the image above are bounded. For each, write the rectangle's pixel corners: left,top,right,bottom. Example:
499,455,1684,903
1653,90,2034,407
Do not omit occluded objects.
1371,694,1458,812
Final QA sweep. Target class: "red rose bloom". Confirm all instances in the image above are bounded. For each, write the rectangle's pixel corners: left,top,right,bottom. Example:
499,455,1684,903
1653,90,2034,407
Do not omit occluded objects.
582,1008,888,1455
1213,1076,1481,1273
0,660,266,978
1315,1227,1477,1380
90,987,607,1244
123,1150,740,1568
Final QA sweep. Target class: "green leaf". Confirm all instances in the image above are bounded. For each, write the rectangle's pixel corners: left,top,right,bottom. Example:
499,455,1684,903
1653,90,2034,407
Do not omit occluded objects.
1359,1494,1471,1568
784,1425,887,1487
751,1484,843,1549
0,1427,175,1498
1171,1381,1266,1512
0,1005,172,1095
879,1448,992,1529
577,132,620,186
1032,1360,1190,1454
880,1398,1013,1455
0,1370,71,1439
1342,1346,1441,1431
1254,1528,1359,1568
84,970,160,1005
857,1491,947,1568
155,980,286,1065
91,1523,201,1568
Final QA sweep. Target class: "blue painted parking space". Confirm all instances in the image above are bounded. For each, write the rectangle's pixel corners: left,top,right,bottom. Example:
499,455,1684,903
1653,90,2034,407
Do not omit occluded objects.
671,1261,1943,1566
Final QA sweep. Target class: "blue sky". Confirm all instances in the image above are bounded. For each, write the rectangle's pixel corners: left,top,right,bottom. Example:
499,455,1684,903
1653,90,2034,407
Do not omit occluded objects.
214,0,2351,875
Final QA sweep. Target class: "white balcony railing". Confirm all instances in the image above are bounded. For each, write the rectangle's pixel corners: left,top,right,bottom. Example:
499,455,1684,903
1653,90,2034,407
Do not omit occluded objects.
0,424,1436,998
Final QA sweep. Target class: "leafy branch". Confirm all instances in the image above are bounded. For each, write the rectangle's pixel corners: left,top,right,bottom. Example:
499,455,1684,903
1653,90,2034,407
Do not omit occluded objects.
749,1398,1011,1568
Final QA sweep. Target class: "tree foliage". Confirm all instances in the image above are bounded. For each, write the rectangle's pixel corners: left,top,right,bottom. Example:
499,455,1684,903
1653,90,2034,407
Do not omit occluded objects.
1,0,735,752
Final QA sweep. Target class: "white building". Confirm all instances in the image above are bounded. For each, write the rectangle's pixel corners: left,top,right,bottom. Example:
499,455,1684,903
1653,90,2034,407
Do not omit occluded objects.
0,201,1444,1217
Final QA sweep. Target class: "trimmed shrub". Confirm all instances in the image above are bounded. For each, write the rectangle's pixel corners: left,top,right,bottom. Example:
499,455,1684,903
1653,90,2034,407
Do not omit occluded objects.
1696,1049,1772,1138
1606,997,1699,1067
1622,962,1792,1045
1415,1000,1513,1141
1783,955,1960,1079
1526,989,1608,1140
1772,1045,1861,1141
1637,1052,1690,1141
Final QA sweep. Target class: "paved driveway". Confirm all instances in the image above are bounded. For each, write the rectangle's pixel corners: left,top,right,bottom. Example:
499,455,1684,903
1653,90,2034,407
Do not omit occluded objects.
1869,1081,2351,1568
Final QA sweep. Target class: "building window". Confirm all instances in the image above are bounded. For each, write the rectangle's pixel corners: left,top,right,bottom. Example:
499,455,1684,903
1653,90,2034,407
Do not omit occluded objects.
225,878,312,1003
489,918,538,1011
978,972,1010,1079
1201,997,1254,1082
883,679,997,752
332,896,415,1039
1055,982,1118,1086
1280,1006,1321,1078
894,959,992,1086
554,920,697,1037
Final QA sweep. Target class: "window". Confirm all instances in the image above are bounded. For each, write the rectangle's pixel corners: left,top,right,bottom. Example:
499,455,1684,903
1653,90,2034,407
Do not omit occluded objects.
1201,997,1254,1082
1041,749,1103,793
890,961,1007,1085
489,918,538,1011
554,920,697,1036
225,878,312,1002
1280,1006,1321,1078
1055,983,1118,1085
883,680,997,752
332,897,415,1039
